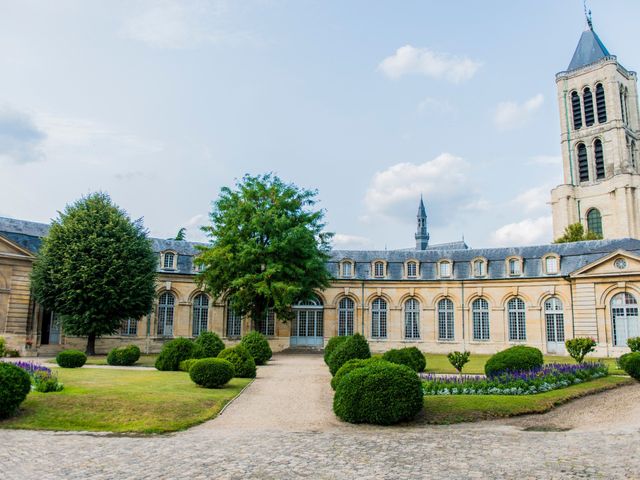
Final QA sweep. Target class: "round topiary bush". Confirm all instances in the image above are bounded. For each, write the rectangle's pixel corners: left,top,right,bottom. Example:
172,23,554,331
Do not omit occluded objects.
324,336,348,365
382,347,426,372
0,363,31,418
622,352,640,380
628,336,640,353
195,332,225,358
179,358,201,372
618,353,632,371
331,357,389,390
189,358,235,388
328,334,371,376
56,349,87,368
333,362,423,425
107,345,141,366
155,338,204,371
240,331,272,365
218,345,256,378
484,345,544,377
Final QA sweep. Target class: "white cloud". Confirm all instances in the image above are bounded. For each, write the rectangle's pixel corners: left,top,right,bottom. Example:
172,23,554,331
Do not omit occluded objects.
513,185,552,213
493,94,544,130
378,45,482,83
0,105,46,164
417,97,454,114
491,215,552,246
332,233,372,249
529,155,562,166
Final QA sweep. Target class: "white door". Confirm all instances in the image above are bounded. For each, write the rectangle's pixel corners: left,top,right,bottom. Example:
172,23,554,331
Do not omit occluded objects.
49,312,62,345
545,297,565,354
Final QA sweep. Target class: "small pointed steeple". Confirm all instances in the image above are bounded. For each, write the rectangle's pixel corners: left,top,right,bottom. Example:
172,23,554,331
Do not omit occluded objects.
415,195,429,250
567,5,611,71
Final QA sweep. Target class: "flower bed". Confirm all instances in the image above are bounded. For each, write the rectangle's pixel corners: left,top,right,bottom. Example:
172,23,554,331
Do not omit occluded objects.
13,361,64,392
422,362,608,396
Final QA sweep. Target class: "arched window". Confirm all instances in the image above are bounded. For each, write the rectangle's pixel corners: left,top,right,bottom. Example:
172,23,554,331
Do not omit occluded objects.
611,293,639,346
544,297,565,344
373,261,385,278
473,259,486,277
291,296,324,342
571,91,583,129
438,298,455,341
620,86,629,124
583,87,594,127
472,298,489,341
508,258,522,276
226,302,242,338
594,139,605,179
338,297,355,336
404,298,420,339
163,252,175,269
544,255,559,275
596,83,607,123
371,298,387,339
257,309,275,337
341,261,353,278
439,261,452,278
587,208,603,237
192,293,209,337
507,297,526,341
577,143,589,182
157,292,175,337
407,261,418,278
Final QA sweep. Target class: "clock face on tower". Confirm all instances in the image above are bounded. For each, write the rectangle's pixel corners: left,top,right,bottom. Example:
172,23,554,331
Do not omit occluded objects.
614,258,627,270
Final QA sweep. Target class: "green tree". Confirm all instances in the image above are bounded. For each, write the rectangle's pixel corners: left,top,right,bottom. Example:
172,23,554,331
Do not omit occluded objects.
31,193,157,355
554,223,602,243
196,173,332,325
173,228,187,241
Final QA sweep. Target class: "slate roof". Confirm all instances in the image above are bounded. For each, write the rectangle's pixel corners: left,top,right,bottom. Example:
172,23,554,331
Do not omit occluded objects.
567,26,612,71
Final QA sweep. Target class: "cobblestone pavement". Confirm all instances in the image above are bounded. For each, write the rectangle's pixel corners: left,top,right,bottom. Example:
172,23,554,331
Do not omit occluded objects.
2,353,639,479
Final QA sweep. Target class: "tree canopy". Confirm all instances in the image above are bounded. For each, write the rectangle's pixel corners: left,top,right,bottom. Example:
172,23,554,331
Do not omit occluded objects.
554,222,602,243
31,192,157,354
195,174,332,323
173,228,186,241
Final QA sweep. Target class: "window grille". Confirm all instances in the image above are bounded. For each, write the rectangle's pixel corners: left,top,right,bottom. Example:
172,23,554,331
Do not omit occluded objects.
338,297,355,336
587,209,603,237
407,261,417,278
583,87,594,127
545,257,558,274
544,297,565,343
472,298,489,341
121,318,137,336
374,262,384,277
404,298,420,339
577,143,589,182
508,297,526,341
163,252,175,269
226,304,242,337
596,83,607,123
594,139,605,179
257,309,275,336
438,298,454,340
157,292,175,336
571,91,582,129
371,298,387,339
192,294,209,337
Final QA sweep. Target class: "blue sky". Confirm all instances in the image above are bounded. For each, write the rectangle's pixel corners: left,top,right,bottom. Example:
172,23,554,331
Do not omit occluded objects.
1,0,639,249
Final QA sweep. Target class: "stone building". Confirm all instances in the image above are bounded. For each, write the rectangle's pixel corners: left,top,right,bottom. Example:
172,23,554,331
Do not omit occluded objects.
1,17,639,357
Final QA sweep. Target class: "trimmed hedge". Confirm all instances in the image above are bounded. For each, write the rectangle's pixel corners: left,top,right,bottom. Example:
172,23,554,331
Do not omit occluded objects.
382,347,426,372
618,353,632,371
240,331,272,365
324,336,348,365
218,345,256,378
56,349,87,368
628,336,640,353
331,357,389,390
333,362,423,425
328,334,371,376
155,338,205,371
0,363,31,418
194,332,225,358
0,336,5,358
622,352,640,380
107,345,141,366
189,358,235,388
179,358,201,372
484,346,543,377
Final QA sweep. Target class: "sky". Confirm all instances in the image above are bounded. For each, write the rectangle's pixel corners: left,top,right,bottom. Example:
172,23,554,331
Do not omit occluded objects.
1,0,639,250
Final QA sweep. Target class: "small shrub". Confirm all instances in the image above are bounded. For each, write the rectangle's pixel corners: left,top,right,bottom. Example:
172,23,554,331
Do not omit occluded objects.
627,337,640,353
195,332,225,358
0,337,5,357
33,370,64,393
218,345,256,378
484,346,543,377
328,334,371,376
333,362,423,425
56,349,87,368
107,345,141,366
189,358,235,388
0,362,31,418
622,352,640,380
240,331,272,365
324,336,348,365
6,349,20,358
618,352,633,370
447,351,471,375
155,338,204,371
331,357,388,390
382,347,426,372
565,337,597,363
179,358,201,372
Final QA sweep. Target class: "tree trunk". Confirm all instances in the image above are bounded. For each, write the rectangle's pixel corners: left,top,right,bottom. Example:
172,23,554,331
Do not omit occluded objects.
86,332,96,356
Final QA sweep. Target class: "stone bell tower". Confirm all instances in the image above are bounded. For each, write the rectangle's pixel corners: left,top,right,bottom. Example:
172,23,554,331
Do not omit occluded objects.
550,12,640,240
415,196,429,250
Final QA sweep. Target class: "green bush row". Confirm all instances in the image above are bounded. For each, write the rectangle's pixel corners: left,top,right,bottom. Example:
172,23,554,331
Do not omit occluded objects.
56,349,87,368
107,345,141,366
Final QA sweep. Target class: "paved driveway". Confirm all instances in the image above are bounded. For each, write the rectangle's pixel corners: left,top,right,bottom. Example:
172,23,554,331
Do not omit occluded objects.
1,353,639,479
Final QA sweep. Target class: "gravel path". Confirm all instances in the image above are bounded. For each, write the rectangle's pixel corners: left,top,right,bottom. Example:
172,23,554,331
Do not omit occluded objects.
1,353,639,479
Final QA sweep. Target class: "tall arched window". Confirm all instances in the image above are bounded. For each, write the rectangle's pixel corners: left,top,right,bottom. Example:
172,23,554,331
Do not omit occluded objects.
583,87,594,127
404,298,420,339
438,298,455,341
577,143,589,182
257,309,275,336
472,298,489,341
157,292,175,337
338,297,355,336
373,261,385,278
544,297,565,344
407,261,418,278
226,302,242,338
620,86,629,124
611,293,639,346
507,297,526,341
192,294,209,336
571,91,583,129
163,252,175,269
594,139,605,179
596,83,607,123
371,298,387,339
587,208,603,237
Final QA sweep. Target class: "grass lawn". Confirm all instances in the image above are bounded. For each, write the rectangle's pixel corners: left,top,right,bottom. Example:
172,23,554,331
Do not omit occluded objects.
422,375,632,424
85,354,158,367
0,368,251,433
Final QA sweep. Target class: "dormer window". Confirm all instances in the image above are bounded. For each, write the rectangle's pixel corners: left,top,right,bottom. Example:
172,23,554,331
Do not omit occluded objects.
507,257,522,276
162,251,176,270
472,258,487,277
373,261,385,278
543,255,560,275
340,260,354,278
439,260,452,278
407,261,418,278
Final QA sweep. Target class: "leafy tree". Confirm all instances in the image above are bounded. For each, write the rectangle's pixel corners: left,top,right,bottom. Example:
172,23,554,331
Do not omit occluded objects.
196,173,332,325
554,223,602,243
447,351,471,376
173,228,187,241
565,337,597,363
31,193,157,355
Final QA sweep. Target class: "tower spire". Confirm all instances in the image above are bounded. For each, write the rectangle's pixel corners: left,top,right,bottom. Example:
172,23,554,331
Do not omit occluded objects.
415,195,429,250
584,0,593,30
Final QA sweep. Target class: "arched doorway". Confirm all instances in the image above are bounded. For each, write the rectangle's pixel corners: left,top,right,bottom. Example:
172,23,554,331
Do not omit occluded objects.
611,292,639,346
290,296,324,347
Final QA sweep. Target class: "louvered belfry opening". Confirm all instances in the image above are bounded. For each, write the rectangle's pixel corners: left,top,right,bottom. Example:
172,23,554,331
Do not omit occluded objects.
596,83,607,123
571,91,583,129
583,87,595,127
577,143,589,182
594,139,605,179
